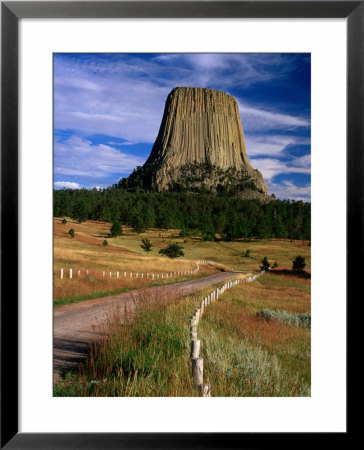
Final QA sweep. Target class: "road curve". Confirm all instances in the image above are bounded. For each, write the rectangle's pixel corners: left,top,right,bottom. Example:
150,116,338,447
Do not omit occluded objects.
54,271,240,384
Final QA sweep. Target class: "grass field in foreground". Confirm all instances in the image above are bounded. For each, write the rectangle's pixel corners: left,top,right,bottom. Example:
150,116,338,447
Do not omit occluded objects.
199,271,311,396
54,270,310,397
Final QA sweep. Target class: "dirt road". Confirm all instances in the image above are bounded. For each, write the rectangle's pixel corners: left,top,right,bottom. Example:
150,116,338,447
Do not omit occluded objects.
54,271,240,384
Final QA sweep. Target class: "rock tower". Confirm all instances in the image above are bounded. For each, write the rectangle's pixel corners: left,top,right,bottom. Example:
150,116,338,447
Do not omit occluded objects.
125,87,268,198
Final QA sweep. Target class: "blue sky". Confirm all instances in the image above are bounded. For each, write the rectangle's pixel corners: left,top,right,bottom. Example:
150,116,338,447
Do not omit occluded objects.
54,53,311,201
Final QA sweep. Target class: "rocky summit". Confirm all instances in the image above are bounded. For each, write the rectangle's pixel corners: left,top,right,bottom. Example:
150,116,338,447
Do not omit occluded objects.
123,87,269,199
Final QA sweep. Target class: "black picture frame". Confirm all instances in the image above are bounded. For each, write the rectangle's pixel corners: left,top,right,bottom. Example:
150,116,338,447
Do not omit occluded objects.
1,1,358,448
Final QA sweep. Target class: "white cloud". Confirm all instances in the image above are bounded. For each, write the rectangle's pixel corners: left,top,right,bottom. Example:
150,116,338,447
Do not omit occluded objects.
268,180,311,201
54,181,82,189
54,54,309,144
107,140,136,146
251,156,311,181
245,135,309,157
54,135,146,179
238,101,310,132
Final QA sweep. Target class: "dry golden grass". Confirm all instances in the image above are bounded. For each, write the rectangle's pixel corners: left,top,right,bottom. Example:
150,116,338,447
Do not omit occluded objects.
107,223,311,272
53,264,217,303
54,218,209,273
54,218,310,307
54,218,220,302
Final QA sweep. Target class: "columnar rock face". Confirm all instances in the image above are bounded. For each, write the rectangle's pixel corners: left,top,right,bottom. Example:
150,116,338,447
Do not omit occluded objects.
134,87,268,197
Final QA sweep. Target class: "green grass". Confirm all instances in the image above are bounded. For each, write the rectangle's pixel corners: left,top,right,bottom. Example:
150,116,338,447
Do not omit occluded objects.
54,286,138,307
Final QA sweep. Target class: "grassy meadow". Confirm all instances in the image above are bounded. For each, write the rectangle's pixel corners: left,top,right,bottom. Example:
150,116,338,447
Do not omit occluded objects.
54,271,310,397
54,218,219,304
54,217,310,304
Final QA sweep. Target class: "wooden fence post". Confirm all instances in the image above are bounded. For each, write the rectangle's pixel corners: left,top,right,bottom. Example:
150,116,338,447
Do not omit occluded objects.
191,339,200,358
192,357,203,385
60,268,63,279
200,384,211,397
70,268,72,279
190,326,197,340
117,272,119,278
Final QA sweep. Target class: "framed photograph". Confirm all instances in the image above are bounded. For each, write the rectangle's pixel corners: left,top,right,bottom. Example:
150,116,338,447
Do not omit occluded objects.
2,1,358,447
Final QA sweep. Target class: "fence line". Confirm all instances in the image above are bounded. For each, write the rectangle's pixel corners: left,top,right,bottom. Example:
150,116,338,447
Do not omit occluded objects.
56,260,221,281
188,271,265,397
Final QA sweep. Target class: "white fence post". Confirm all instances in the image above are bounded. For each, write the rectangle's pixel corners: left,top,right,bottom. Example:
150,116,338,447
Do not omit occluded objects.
192,358,203,386
201,384,211,397
60,268,63,279
70,268,72,279
191,339,200,358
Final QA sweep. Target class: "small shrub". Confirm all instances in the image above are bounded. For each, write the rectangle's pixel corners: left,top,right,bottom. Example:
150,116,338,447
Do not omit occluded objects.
159,242,184,258
62,218,67,225
273,261,279,268
259,256,271,271
292,255,306,272
140,238,152,252
103,240,108,246
256,308,311,329
68,228,75,238
244,249,250,258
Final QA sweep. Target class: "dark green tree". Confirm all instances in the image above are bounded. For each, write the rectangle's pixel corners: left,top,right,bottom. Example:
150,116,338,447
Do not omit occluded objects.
132,216,147,234
292,255,306,272
62,218,67,225
72,198,89,223
110,221,123,237
159,242,184,258
103,239,108,246
68,228,75,238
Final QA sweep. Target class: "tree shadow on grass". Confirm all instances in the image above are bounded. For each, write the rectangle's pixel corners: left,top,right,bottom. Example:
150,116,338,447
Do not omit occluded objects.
271,269,311,280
